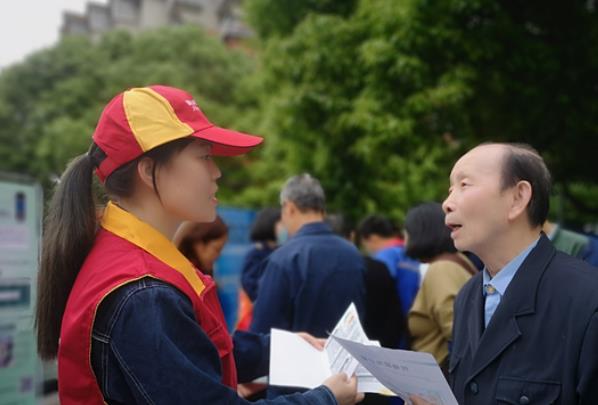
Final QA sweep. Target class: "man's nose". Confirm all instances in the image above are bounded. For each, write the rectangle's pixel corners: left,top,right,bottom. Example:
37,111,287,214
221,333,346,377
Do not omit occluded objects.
442,196,454,214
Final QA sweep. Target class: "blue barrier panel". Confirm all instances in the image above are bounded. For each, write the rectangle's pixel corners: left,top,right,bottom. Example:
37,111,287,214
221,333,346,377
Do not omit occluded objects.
214,207,256,332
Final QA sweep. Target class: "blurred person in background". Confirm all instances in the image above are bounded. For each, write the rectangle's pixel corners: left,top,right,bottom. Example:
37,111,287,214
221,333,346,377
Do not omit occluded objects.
404,202,477,375
326,213,407,349
237,207,281,331
251,174,366,399
174,216,228,277
241,207,282,302
543,220,598,267
358,215,420,323
327,213,407,405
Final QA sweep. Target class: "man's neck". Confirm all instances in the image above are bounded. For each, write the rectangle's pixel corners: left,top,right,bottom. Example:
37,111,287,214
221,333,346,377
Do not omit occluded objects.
369,237,402,254
479,226,541,277
382,237,404,248
292,213,325,235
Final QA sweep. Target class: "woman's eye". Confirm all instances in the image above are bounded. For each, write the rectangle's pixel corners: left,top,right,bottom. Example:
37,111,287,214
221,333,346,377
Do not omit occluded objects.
200,155,213,161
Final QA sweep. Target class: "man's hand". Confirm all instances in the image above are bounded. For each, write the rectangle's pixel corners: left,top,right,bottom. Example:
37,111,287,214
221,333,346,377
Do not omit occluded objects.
296,331,327,350
409,394,437,405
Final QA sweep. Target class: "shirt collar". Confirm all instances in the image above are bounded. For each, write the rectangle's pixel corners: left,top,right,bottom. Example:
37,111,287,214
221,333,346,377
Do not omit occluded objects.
294,221,332,238
100,201,205,296
482,237,540,297
382,237,405,248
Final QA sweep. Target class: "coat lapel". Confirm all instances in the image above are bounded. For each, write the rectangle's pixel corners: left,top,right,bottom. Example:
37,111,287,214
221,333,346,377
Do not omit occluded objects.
466,275,485,355
466,234,556,382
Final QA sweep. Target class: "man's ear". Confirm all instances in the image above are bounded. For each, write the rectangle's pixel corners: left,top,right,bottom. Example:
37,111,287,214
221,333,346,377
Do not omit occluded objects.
508,180,533,222
285,200,298,216
136,157,156,190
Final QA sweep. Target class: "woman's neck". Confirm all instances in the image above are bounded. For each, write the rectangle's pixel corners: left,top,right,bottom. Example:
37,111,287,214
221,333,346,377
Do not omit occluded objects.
115,198,181,241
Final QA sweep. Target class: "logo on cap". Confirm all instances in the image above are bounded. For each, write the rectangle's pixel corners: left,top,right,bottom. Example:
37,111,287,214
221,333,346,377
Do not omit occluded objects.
185,99,200,112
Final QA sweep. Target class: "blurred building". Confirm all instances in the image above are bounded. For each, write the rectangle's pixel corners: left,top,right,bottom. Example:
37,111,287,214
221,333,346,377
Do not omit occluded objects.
61,0,252,46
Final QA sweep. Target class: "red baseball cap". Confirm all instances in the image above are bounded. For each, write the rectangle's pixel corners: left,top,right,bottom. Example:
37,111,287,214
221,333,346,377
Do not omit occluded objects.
92,85,263,182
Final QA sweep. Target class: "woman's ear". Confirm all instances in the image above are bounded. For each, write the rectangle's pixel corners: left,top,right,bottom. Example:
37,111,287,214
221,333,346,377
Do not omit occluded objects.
136,157,156,190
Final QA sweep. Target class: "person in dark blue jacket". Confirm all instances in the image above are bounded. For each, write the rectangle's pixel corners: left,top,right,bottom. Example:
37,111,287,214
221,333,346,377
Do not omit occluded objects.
439,143,598,405
241,207,282,302
251,174,366,398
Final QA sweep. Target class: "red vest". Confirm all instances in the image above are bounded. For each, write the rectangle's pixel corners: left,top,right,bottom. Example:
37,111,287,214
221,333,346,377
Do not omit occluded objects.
58,202,237,404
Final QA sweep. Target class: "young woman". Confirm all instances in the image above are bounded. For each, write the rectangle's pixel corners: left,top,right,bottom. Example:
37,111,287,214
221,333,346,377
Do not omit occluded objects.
175,216,229,276
35,85,361,405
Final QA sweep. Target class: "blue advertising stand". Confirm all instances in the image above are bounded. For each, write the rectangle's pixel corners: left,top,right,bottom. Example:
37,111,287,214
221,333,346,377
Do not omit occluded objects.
214,207,256,332
0,173,43,404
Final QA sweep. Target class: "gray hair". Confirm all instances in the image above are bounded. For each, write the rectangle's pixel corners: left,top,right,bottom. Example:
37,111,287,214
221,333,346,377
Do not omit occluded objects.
280,173,326,213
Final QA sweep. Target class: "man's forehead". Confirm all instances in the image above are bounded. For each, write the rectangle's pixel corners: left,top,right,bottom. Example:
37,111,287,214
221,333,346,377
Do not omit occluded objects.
449,164,471,184
450,145,505,182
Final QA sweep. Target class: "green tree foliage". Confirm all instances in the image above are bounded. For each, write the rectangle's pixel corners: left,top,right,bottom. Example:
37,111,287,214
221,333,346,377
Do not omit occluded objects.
239,0,598,225
239,0,473,221
0,26,255,202
245,0,358,39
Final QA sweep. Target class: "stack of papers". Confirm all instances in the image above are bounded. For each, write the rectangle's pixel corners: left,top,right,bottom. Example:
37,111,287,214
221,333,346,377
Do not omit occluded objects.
269,303,391,395
269,303,458,404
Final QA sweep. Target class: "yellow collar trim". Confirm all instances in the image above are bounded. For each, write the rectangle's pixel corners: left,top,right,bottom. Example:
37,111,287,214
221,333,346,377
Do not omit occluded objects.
100,201,205,296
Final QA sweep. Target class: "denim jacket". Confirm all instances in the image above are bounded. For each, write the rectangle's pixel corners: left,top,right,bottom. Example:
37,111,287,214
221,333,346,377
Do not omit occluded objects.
90,277,336,405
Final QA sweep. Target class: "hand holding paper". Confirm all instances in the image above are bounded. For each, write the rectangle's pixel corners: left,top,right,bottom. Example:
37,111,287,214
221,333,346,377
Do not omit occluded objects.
269,302,456,404
269,303,392,395
331,336,457,405
322,374,364,405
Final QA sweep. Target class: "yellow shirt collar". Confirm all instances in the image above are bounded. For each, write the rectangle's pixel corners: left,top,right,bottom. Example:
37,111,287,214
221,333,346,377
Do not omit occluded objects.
100,201,205,296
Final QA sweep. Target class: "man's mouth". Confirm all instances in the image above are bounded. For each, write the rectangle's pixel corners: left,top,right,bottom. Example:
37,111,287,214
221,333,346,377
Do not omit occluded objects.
446,223,463,233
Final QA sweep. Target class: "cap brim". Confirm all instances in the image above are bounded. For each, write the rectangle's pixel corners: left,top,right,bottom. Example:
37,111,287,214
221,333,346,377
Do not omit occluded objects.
192,125,263,156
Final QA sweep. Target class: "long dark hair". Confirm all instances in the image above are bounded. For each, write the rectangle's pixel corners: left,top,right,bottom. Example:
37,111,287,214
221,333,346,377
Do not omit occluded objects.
404,202,456,262
250,207,281,242
36,138,193,360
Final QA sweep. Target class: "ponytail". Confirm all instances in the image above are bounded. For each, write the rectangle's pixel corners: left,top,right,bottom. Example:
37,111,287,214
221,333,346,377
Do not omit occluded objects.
36,152,97,360
35,137,194,359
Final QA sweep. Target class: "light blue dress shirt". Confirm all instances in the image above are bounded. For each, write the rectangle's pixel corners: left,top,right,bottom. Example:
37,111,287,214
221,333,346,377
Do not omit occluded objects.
482,237,540,327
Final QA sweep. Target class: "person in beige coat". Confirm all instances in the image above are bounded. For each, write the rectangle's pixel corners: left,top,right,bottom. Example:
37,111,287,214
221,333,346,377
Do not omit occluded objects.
404,202,477,372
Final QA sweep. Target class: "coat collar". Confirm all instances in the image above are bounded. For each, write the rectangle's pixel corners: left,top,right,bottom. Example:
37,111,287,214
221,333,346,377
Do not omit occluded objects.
293,221,333,238
100,201,205,296
465,233,555,382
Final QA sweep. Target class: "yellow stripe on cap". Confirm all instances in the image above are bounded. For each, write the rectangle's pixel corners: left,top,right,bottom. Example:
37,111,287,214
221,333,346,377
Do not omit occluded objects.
123,87,194,151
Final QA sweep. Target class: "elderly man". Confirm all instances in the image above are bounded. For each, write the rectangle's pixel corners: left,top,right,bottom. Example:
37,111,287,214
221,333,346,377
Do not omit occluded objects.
413,143,598,405
412,143,598,405
251,174,365,337
250,174,366,399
